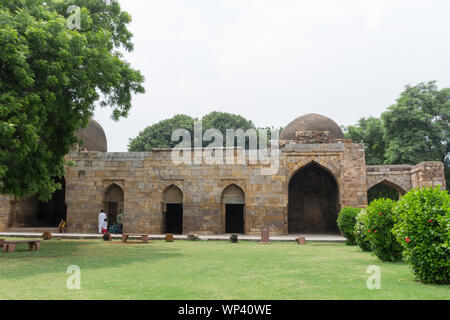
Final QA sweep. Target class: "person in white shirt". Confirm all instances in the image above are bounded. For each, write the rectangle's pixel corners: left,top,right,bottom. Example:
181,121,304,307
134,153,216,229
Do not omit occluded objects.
98,210,108,234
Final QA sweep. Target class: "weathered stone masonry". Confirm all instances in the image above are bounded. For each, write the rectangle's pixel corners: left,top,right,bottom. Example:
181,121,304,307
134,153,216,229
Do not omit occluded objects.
0,114,446,235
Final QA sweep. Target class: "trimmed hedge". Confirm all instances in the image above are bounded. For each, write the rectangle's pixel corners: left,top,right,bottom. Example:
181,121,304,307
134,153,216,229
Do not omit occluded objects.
337,207,361,245
354,209,372,252
393,186,450,284
365,198,403,262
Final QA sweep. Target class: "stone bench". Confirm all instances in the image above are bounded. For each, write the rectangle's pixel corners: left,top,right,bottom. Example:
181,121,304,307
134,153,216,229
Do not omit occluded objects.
122,234,149,243
1,240,41,253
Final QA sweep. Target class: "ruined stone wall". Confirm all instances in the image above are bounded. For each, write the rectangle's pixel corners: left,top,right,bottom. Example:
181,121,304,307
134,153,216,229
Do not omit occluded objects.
340,143,368,208
366,165,412,193
365,162,446,193
411,161,446,189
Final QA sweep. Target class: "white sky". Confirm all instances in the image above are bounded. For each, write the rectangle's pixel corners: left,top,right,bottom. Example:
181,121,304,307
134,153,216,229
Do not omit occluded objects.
93,0,450,152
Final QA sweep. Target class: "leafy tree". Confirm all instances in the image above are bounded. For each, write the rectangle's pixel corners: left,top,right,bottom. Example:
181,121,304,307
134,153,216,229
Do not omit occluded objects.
382,81,450,189
0,0,144,200
128,114,196,151
345,82,449,190
128,111,269,151
382,81,448,165
344,117,386,165
202,111,256,148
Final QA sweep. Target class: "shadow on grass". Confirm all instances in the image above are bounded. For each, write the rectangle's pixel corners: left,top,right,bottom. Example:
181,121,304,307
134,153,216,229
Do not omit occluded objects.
0,239,182,280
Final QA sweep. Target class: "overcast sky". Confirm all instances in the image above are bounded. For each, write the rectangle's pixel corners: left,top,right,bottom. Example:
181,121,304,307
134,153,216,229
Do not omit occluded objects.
93,0,450,152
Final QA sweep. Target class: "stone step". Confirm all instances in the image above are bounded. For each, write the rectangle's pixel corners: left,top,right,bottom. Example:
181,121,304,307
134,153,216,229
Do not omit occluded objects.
8,227,59,233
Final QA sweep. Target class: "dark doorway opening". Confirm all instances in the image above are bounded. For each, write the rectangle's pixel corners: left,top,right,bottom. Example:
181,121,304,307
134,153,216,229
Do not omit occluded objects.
38,177,67,226
225,204,244,233
368,182,402,204
9,177,67,228
288,163,339,234
166,204,183,234
106,202,119,226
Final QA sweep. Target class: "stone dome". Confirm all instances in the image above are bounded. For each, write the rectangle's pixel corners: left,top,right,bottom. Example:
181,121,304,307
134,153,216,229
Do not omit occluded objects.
280,113,344,140
76,119,108,152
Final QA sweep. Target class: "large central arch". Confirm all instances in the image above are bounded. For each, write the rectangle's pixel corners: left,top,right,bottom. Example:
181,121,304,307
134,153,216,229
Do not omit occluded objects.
288,162,339,234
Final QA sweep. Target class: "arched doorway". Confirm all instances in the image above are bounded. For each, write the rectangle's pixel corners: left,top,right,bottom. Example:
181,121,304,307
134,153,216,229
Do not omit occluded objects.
162,185,183,234
367,180,405,204
9,177,67,228
103,184,124,226
288,162,339,234
222,184,245,234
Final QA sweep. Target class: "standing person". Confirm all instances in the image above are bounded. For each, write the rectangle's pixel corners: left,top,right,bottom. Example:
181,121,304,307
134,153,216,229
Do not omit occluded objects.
98,209,107,234
116,209,123,225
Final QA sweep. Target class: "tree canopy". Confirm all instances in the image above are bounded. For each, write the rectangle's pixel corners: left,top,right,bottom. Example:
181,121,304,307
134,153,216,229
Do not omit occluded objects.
128,114,196,151
128,111,274,151
0,0,144,200
345,81,450,189
344,117,386,165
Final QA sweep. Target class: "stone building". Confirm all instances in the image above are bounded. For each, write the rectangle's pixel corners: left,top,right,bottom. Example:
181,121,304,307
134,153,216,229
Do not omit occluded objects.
0,114,446,235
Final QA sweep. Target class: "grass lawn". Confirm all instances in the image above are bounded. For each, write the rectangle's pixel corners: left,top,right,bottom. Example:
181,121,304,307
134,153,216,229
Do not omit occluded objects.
0,238,448,300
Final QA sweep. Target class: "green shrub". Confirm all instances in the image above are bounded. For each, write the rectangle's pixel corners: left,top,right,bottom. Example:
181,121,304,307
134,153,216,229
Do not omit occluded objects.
337,207,361,245
393,186,450,284
354,209,372,252
365,198,403,262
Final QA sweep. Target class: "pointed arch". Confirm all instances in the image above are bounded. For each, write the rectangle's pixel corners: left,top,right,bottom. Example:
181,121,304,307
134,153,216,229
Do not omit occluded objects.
288,160,339,188
288,161,340,234
103,183,124,226
221,184,245,204
221,184,245,234
162,184,183,234
367,179,407,195
367,179,406,203
104,183,124,202
162,184,183,204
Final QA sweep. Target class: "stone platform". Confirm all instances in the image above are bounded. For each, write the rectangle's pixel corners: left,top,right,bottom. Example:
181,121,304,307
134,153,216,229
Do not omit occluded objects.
0,232,346,242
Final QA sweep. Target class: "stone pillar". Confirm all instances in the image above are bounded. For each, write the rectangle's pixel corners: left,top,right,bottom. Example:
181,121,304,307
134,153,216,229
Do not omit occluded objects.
340,143,368,208
0,195,11,231
411,161,446,189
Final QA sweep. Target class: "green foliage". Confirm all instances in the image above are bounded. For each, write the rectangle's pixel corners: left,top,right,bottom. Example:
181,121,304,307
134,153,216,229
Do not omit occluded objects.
345,81,450,190
354,209,372,252
382,81,449,166
337,207,361,245
367,183,400,204
128,114,196,151
365,198,403,262
344,117,386,165
0,0,144,200
128,111,266,151
392,186,450,284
